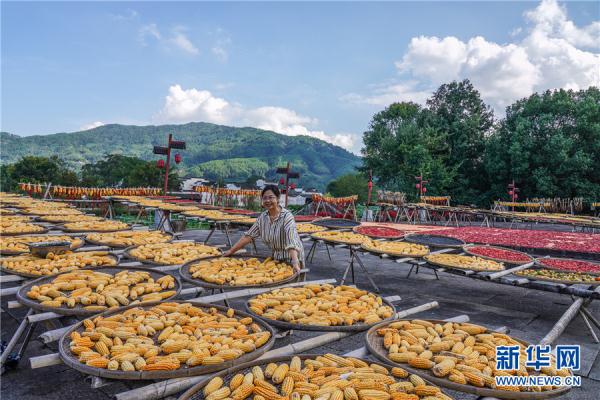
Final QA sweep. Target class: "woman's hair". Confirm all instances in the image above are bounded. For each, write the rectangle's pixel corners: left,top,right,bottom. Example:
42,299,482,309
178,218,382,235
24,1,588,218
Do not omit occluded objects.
261,184,281,198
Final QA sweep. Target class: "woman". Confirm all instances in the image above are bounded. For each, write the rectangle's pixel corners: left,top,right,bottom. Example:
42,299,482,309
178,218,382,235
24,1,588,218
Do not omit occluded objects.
224,185,304,272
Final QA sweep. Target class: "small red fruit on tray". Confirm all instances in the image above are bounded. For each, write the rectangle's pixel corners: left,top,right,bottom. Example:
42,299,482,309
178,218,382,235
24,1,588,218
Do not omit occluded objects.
354,225,405,239
537,258,600,274
466,245,532,263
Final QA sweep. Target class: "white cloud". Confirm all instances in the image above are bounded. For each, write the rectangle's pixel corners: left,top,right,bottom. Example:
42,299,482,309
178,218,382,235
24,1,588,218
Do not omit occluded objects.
138,24,199,55
155,85,356,152
170,31,199,55
343,0,599,113
80,121,105,131
212,46,228,62
110,9,138,21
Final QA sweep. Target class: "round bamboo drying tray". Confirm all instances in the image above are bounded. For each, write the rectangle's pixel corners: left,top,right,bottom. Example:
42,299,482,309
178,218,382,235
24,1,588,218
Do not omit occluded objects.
0,236,85,256
123,243,222,266
16,265,182,316
353,225,405,239
179,255,299,290
463,244,534,265
0,226,50,237
423,254,505,273
244,296,396,332
360,241,429,258
0,252,119,278
58,301,276,380
178,354,452,400
365,319,571,400
57,223,131,233
84,232,173,249
404,233,465,248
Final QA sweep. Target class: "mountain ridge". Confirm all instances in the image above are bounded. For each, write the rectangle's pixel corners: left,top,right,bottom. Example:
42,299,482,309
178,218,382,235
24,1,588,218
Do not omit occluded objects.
0,122,361,189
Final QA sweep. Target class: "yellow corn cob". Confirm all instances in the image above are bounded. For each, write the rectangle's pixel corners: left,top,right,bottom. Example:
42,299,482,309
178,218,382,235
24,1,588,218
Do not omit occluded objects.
347,358,369,368
252,366,265,381
287,371,307,382
230,374,245,391
134,357,146,370
70,346,91,355
206,387,231,400
291,392,301,400
330,389,344,400
388,352,417,363
344,387,358,400
121,360,135,372
281,376,294,396
204,377,225,396
232,383,254,400
203,356,225,365
388,382,413,393
432,359,455,377
86,357,109,368
390,367,408,378
290,356,302,372
448,373,466,385
408,374,426,388
253,386,283,400
414,386,440,396
264,362,278,378
463,371,485,387
254,380,278,393
408,357,434,369
352,380,387,392
390,393,419,400
357,389,390,400
83,319,95,330
243,373,255,386
107,360,119,370
141,359,180,371
95,341,110,356
272,363,289,384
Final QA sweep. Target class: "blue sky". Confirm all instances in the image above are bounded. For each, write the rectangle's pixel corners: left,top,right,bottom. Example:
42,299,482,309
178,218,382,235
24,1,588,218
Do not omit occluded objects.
2,1,599,153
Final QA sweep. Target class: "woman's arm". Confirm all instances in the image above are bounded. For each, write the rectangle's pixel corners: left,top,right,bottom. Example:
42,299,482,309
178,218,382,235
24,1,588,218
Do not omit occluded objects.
283,213,302,271
223,219,260,256
223,235,254,256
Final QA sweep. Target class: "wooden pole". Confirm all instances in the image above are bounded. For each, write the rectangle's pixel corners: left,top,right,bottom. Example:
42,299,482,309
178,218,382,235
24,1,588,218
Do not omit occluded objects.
539,298,584,346
163,133,172,194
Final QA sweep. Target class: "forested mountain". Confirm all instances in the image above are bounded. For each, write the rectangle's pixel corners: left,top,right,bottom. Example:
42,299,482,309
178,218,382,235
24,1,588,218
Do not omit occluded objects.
0,122,361,189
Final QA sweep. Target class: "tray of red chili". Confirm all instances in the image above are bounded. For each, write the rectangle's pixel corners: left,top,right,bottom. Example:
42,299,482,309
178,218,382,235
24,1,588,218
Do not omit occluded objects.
352,225,405,239
463,244,533,265
535,257,600,274
294,215,320,222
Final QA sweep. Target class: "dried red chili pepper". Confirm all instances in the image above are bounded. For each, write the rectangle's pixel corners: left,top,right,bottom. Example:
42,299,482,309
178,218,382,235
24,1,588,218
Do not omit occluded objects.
467,246,532,262
538,258,600,274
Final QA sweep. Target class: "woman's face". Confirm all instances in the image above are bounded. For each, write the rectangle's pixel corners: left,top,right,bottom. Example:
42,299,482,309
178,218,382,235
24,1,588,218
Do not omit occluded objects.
261,190,279,210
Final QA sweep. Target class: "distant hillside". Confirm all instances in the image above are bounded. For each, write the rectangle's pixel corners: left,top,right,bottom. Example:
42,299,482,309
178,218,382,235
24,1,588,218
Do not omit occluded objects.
0,122,361,189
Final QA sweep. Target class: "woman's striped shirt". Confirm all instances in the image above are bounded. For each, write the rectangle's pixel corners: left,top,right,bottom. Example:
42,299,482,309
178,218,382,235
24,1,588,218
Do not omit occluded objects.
244,207,305,265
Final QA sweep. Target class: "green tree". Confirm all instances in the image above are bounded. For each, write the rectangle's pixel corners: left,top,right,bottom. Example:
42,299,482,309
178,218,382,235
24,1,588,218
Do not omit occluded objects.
361,102,454,201
326,173,373,203
485,87,600,201
0,164,16,191
81,155,180,190
7,156,79,188
426,79,494,204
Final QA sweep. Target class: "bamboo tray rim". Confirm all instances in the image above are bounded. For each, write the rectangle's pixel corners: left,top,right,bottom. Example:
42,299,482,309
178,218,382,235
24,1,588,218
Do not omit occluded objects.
0,252,119,278
58,301,276,380
244,294,397,332
0,236,86,256
463,244,534,265
84,231,173,249
123,243,222,266
178,354,452,400
404,233,465,248
15,265,182,316
179,255,299,290
0,226,50,237
310,232,368,246
365,318,571,400
56,223,132,233
514,264,600,286
360,241,429,258
423,254,506,273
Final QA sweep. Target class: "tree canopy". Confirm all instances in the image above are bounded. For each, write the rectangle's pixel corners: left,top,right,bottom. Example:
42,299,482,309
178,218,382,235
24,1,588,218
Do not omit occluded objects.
361,81,600,205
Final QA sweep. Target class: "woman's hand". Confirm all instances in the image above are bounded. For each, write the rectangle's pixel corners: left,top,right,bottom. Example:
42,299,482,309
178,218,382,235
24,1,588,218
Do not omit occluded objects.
291,258,301,273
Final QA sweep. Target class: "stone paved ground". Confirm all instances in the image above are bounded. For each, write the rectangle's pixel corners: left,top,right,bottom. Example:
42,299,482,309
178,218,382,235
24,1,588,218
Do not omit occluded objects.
1,227,599,400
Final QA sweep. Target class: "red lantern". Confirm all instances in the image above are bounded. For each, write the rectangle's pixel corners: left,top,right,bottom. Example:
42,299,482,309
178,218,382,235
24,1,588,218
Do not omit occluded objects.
174,153,182,164
279,178,285,185
422,187,427,193
367,181,373,188
290,183,297,189
508,190,514,196
415,183,421,189
156,159,165,168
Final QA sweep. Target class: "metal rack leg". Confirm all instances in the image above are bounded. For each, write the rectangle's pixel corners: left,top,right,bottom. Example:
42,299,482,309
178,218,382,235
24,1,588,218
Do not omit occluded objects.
325,244,332,261
579,310,599,343
0,309,33,372
204,227,216,244
307,241,317,263
219,289,230,308
353,251,380,293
